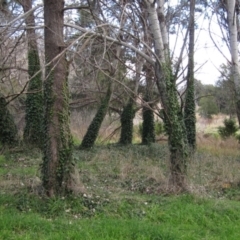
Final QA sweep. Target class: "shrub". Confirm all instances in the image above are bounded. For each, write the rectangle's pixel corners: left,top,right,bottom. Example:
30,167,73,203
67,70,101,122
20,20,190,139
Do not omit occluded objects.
218,118,238,139
198,96,219,119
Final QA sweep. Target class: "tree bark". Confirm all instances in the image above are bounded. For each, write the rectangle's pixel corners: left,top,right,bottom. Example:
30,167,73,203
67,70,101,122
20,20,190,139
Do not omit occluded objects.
184,0,196,150
144,0,188,190
42,0,75,197
19,0,43,147
226,0,240,125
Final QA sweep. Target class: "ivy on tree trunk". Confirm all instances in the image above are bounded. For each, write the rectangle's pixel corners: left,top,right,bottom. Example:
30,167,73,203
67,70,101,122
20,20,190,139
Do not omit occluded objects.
0,95,18,146
81,84,112,149
119,98,135,145
142,95,155,145
41,0,76,197
19,0,43,148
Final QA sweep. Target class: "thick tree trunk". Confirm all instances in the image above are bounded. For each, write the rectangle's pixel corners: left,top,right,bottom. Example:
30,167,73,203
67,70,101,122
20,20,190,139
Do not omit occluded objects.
184,0,196,150
227,0,240,125
42,0,75,197
19,0,43,147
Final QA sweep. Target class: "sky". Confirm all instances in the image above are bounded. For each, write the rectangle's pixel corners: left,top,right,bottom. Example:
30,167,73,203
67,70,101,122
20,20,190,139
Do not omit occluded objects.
194,16,231,85
168,0,232,86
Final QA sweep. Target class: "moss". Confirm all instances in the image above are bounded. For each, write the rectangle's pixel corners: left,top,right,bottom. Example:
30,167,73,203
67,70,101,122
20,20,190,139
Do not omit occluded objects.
119,98,135,145
23,49,43,147
0,95,18,146
81,84,112,149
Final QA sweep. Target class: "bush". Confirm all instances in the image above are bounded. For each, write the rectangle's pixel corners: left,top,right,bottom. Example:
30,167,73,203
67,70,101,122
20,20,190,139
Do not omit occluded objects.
218,118,238,139
198,96,219,119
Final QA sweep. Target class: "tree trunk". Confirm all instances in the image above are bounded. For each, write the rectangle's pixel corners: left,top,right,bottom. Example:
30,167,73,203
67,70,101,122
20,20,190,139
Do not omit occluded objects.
81,83,112,148
17,0,43,147
142,95,155,145
119,98,135,145
42,0,75,197
0,94,18,146
145,0,188,190
226,0,240,125
142,64,155,145
184,0,196,150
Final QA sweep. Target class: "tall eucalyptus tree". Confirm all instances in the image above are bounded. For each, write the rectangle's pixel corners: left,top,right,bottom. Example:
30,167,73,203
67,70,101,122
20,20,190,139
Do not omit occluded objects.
226,0,240,125
143,0,189,189
210,0,240,124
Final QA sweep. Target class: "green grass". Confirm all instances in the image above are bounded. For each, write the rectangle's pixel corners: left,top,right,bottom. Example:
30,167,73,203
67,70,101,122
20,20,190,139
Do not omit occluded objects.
0,193,240,239
1,144,240,239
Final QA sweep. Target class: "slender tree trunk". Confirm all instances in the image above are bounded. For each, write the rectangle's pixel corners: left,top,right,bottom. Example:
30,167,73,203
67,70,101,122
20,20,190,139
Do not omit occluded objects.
81,83,112,148
81,44,121,148
19,0,43,147
226,0,240,125
145,0,188,190
184,0,196,150
42,0,75,197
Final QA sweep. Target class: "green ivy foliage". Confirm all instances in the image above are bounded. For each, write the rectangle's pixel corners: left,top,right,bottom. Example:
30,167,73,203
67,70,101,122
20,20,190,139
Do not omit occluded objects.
23,49,43,147
184,79,196,149
81,85,112,149
42,63,74,196
0,95,18,146
119,98,135,145
141,95,155,145
218,118,238,139
160,63,189,179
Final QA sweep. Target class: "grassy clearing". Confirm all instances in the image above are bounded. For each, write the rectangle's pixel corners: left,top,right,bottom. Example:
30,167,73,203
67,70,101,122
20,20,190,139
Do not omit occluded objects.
1,139,240,239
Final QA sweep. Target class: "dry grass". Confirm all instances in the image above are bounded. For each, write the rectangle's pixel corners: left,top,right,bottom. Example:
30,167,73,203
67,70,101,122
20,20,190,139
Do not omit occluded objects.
1,113,240,198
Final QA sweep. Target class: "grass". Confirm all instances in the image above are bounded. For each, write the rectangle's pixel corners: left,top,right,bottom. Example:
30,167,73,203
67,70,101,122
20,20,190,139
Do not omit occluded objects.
1,193,240,239
1,137,240,239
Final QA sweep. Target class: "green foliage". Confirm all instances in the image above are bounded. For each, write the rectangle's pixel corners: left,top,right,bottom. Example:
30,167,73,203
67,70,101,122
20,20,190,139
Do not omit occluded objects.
0,95,18,146
160,63,189,180
155,121,165,135
141,98,155,145
216,64,236,116
81,85,112,149
184,78,196,149
119,98,135,145
196,75,235,117
138,121,165,140
218,118,238,139
23,49,43,147
42,62,74,196
199,96,219,119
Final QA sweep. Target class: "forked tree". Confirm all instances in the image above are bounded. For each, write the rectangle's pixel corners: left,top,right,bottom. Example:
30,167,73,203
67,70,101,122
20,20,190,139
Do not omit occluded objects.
143,0,190,190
